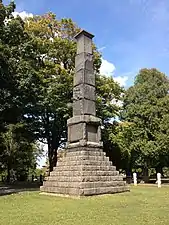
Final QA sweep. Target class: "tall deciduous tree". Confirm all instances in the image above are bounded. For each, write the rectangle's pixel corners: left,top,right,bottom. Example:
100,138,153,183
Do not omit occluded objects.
0,0,42,177
118,68,169,177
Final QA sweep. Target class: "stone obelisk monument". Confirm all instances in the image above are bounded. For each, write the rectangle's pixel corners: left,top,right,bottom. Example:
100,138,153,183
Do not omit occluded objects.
40,30,129,196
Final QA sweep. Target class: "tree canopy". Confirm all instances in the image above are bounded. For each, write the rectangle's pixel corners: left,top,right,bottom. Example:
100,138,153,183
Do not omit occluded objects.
0,0,42,180
111,69,169,177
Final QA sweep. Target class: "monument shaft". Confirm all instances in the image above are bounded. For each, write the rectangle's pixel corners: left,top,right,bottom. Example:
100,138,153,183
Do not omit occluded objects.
67,30,102,148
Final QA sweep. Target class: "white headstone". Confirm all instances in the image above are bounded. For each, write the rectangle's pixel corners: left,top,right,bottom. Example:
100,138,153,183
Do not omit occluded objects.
157,173,161,188
133,172,137,186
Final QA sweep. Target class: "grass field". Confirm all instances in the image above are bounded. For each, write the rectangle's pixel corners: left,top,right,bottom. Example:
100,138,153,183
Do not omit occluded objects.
0,186,169,225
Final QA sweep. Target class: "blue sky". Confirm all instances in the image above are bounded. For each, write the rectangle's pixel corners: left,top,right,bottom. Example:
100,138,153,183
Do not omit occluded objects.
4,0,169,87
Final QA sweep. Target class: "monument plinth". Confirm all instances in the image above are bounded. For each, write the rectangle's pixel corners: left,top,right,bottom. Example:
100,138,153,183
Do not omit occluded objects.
40,30,129,196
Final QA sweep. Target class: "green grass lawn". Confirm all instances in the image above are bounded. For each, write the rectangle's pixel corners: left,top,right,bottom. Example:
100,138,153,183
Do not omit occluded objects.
0,186,169,225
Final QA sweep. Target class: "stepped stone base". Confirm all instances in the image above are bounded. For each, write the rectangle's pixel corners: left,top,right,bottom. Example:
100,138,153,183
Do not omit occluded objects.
40,146,130,197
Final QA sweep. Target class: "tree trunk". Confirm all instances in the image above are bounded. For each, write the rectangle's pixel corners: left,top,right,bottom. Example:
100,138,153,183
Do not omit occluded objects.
52,148,58,169
51,134,60,170
125,168,132,184
49,158,53,173
143,167,149,183
47,138,53,174
156,166,163,177
47,135,60,173
51,116,61,171
7,164,11,183
44,112,53,174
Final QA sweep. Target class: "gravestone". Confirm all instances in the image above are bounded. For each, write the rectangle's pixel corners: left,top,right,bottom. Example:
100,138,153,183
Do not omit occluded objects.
133,173,137,186
40,30,129,196
157,173,161,188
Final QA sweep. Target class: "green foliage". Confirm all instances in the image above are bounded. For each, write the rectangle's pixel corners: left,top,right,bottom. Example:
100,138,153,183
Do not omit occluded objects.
0,123,41,181
0,0,42,179
96,74,124,122
113,69,169,173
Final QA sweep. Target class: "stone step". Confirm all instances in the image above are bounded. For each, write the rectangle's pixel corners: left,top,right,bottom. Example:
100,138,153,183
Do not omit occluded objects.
51,165,117,172
49,170,119,177
46,175,124,182
40,186,80,196
43,181,126,189
66,150,106,157
59,155,110,162
82,186,130,196
56,160,113,167
40,185,129,196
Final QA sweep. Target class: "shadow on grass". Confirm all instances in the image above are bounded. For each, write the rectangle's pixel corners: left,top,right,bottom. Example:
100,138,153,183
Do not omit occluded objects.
0,183,40,196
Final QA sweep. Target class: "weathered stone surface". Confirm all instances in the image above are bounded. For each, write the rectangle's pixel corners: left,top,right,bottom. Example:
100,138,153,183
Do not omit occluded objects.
46,175,123,182
82,186,129,196
86,124,97,142
75,30,94,54
43,181,125,189
75,53,93,72
67,115,101,126
74,69,95,87
54,165,118,172
73,99,96,116
57,160,113,167
68,124,101,144
67,116,102,146
41,146,129,196
73,84,95,101
66,148,106,156
59,155,109,161
57,155,109,164
50,170,120,177
68,123,85,143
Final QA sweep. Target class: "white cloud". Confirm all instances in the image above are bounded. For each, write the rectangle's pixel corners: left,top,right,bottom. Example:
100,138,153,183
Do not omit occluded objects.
98,46,106,51
100,58,116,76
12,11,33,20
100,58,128,86
114,76,128,86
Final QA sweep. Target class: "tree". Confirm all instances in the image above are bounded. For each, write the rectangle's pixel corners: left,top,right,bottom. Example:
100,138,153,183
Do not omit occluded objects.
0,0,43,178
1,123,41,182
119,68,169,178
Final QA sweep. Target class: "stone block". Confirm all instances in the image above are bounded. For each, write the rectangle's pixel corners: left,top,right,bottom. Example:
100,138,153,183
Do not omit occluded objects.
57,160,112,167
68,123,85,143
75,53,93,71
80,181,125,189
86,124,98,142
73,84,95,101
76,35,93,54
62,155,108,162
74,69,95,87
66,150,106,157
67,115,101,126
53,165,116,172
73,99,96,116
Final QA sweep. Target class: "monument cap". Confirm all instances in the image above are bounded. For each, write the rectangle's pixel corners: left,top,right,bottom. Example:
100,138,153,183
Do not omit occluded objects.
74,29,94,39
